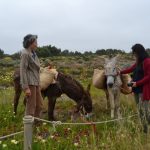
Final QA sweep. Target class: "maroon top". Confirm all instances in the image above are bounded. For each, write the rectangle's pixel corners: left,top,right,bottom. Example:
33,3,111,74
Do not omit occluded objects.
121,58,150,100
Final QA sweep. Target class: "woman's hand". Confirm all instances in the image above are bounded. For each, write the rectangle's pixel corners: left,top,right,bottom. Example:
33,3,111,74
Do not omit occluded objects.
117,68,121,75
24,88,31,97
132,82,137,87
117,69,121,75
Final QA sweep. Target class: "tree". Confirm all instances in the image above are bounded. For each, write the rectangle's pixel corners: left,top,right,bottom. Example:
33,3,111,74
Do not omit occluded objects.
0,48,4,58
11,52,21,59
74,51,82,56
61,50,69,56
84,51,93,55
146,48,150,55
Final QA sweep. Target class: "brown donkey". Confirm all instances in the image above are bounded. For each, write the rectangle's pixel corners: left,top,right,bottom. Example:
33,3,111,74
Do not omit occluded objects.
13,68,93,120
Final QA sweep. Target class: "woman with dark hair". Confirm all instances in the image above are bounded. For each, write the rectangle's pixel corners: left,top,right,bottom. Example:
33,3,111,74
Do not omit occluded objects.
20,34,43,118
120,44,150,133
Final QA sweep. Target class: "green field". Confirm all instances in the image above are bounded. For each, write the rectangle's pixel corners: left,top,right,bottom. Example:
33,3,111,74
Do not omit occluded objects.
0,55,150,150
0,85,150,150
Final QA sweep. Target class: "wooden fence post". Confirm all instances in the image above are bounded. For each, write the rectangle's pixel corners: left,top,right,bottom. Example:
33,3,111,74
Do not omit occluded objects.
23,115,34,150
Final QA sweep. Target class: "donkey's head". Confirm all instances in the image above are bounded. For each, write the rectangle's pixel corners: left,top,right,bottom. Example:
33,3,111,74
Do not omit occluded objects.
104,55,119,88
77,84,92,115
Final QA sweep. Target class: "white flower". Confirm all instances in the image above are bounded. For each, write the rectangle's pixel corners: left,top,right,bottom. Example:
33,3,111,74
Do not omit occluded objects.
11,140,15,143
74,142,79,146
50,135,54,139
14,141,18,144
41,139,46,143
121,134,125,138
37,136,42,140
43,122,47,125
2,144,7,148
11,139,18,144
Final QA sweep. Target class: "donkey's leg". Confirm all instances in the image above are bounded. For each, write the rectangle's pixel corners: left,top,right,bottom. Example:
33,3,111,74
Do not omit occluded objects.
114,91,121,119
13,82,22,115
105,90,110,110
108,89,115,118
47,96,56,121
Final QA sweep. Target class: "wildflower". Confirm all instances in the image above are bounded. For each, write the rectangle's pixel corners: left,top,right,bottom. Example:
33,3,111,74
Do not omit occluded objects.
50,135,54,139
43,122,47,125
11,139,18,144
74,142,79,146
41,139,46,143
2,144,7,148
121,134,125,138
37,136,42,140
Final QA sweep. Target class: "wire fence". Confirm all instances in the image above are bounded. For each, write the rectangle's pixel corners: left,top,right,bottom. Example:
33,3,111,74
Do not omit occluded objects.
0,131,24,140
34,114,138,125
0,113,138,150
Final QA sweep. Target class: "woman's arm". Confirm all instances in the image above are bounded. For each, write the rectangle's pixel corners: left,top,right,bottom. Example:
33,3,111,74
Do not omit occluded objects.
120,64,136,74
136,61,150,86
20,53,29,90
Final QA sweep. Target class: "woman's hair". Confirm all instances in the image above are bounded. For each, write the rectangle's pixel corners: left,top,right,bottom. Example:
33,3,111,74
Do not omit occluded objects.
132,44,149,64
23,34,37,48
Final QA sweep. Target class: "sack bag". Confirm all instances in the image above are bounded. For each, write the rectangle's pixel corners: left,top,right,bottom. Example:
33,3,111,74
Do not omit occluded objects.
92,69,105,89
40,67,58,90
120,74,132,94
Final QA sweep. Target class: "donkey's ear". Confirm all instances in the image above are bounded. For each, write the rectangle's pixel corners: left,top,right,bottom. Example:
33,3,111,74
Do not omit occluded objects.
114,54,120,60
112,54,120,63
87,83,91,92
104,58,109,65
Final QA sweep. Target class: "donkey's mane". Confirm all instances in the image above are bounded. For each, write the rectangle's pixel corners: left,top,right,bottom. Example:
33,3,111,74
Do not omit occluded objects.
58,72,85,92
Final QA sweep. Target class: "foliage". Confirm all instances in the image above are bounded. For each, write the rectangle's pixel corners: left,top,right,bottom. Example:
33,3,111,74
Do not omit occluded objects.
0,85,150,150
7,45,128,58
0,69,13,86
0,48,4,58
96,49,125,56
0,57,19,67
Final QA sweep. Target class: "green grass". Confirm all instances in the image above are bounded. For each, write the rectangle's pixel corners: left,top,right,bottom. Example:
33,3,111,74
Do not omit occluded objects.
0,85,150,150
